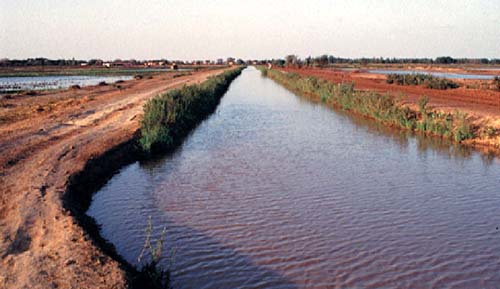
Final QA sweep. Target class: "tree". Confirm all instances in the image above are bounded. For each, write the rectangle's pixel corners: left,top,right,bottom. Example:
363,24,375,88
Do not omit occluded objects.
319,55,329,67
435,56,456,64
285,55,298,67
305,56,312,67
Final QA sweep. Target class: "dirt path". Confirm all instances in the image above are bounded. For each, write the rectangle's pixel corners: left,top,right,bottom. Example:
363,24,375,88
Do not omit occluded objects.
0,68,228,289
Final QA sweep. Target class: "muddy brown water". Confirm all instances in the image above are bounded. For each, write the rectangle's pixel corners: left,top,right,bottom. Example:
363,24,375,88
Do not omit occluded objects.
88,67,500,289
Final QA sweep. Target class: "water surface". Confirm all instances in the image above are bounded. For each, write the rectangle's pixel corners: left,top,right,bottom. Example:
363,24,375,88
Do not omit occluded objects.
0,75,134,92
88,67,500,289
367,69,496,80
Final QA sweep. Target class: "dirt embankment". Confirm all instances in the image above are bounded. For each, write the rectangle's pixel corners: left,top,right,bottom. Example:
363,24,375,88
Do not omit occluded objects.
0,68,228,289
281,67,500,151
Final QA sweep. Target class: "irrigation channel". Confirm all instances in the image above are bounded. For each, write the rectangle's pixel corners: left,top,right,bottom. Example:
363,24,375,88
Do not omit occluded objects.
88,67,500,289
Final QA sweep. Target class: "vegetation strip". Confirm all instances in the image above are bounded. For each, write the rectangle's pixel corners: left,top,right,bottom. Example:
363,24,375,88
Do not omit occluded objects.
386,73,460,90
140,67,244,152
260,67,477,142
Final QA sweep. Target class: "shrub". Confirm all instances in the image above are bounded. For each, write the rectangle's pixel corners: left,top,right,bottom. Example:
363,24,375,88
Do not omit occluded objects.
386,73,459,90
453,111,474,142
24,90,37,96
425,77,459,89
417,96,429,113
493,76,500,91
480,126,497,138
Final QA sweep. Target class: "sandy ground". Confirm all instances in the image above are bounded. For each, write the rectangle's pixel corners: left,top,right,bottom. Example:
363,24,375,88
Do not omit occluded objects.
0,68,228,289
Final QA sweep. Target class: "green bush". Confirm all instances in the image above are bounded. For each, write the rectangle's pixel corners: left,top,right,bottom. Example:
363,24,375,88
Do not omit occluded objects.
452,111,474,142
493,76,500,91
261,67,474,142
386,73,459,90
417,95,429,113
140,67,243,152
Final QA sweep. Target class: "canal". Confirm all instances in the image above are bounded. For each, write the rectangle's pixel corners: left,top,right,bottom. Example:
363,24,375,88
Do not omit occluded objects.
88,67,500,289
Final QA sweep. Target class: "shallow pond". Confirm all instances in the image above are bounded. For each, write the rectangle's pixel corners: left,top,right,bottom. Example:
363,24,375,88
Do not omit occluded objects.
0,75,134,92
88,67,500,289
367,69,496,80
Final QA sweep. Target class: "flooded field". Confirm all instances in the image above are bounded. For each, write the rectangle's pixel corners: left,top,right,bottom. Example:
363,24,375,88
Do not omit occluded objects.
0,75,134,92
469,67,500,71
367,69,497,80
88,67,500,289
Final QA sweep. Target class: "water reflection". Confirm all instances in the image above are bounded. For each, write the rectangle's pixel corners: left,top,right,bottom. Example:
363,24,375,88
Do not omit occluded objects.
367,69,496,80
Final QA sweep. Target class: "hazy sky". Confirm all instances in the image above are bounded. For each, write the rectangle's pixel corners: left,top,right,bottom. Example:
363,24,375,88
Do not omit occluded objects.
1,0,499,60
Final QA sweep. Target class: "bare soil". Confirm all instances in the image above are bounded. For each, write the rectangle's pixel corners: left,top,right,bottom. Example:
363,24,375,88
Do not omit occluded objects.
0,68,228,289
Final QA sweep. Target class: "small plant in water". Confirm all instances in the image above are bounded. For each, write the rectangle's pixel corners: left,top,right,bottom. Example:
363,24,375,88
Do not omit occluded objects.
135,216,175,289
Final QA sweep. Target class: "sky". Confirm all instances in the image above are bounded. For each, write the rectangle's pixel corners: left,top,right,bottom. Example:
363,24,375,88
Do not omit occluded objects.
1,0,499,60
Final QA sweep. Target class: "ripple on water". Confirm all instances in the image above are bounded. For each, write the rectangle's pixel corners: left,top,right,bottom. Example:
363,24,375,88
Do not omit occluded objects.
88,67,500,289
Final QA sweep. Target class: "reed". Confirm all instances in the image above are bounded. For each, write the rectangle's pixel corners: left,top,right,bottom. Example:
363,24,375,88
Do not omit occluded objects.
140,67,243,152
134,216,170,289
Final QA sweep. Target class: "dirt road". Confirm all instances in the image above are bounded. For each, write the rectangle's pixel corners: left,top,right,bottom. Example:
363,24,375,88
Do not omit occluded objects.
0,68,228,289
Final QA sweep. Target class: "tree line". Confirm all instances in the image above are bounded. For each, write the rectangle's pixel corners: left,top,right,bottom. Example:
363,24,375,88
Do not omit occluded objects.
267,55,500,68
1,55,499,67
0,57,246,67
